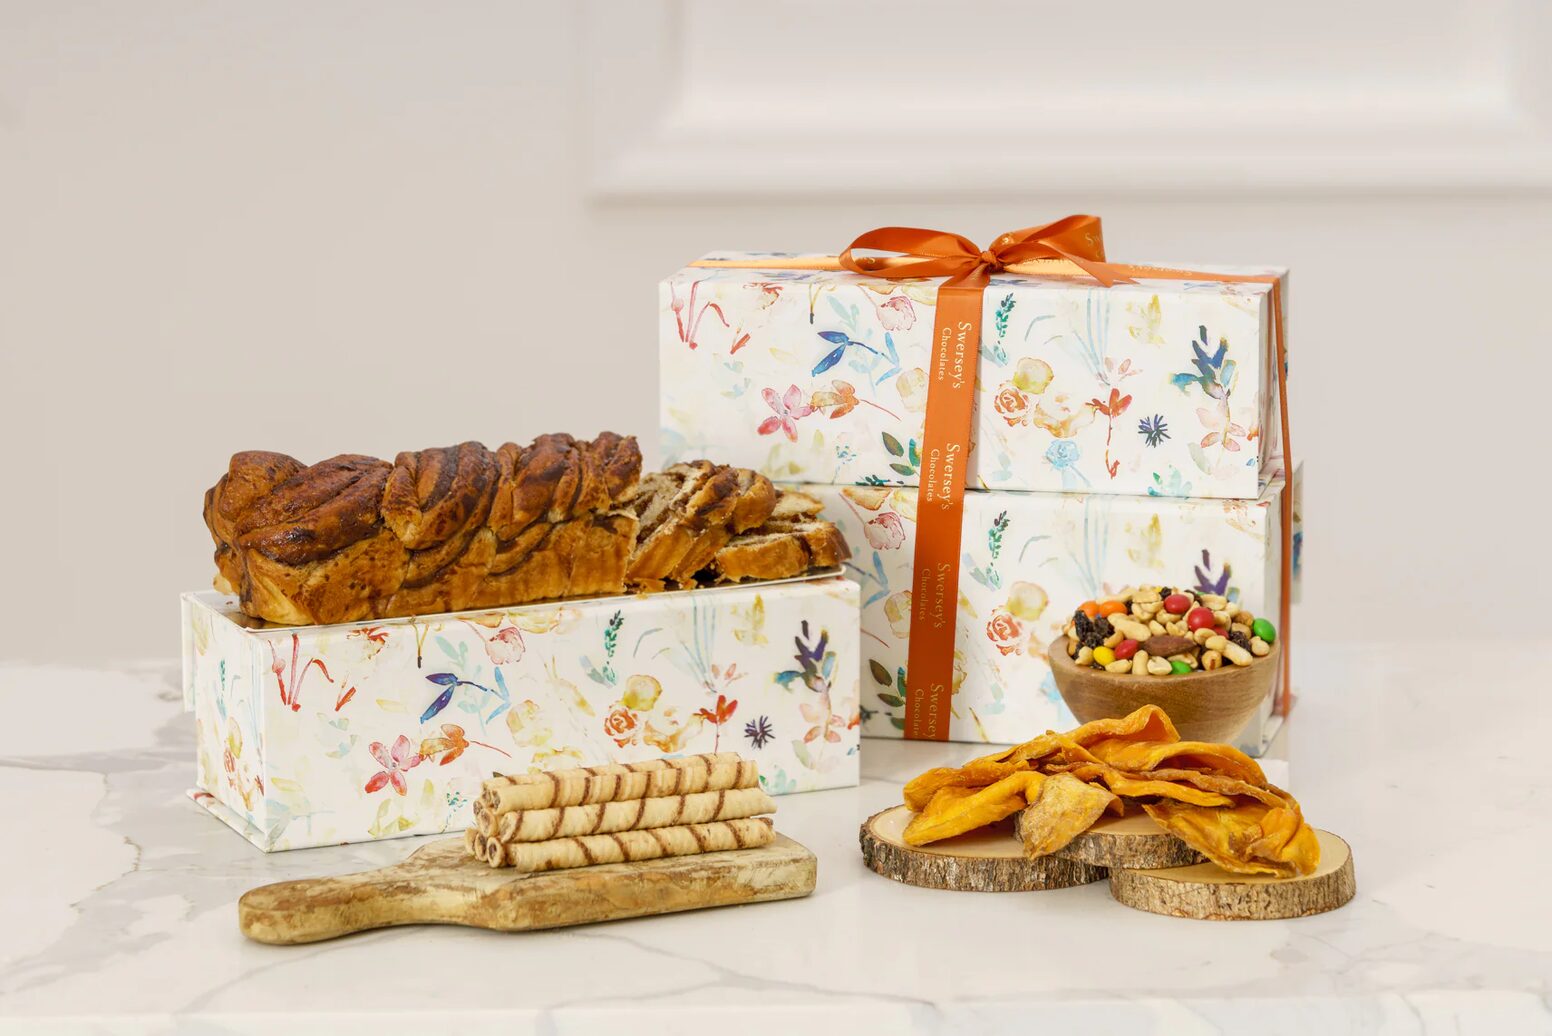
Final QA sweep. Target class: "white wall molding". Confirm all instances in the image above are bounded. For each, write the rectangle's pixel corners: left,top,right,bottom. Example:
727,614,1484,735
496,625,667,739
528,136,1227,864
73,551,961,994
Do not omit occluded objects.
584,0,1552,199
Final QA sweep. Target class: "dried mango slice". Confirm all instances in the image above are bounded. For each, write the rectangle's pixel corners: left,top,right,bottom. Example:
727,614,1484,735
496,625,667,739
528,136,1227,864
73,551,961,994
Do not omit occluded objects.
1142,768,1289,809
902,771,1046,846
1017,773,1118,858
1143,799,1320,877
1093,769,1235,808
1087,738,1267,786
988,705,1179,767
902,759,1032,812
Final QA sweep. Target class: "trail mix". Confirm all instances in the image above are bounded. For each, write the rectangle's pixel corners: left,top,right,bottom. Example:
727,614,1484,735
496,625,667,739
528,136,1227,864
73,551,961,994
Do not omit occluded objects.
1062,586,1276,676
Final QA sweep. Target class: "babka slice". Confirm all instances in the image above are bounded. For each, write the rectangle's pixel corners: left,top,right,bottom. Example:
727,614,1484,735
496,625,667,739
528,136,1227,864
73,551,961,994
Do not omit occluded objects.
710,489,850,584
625,461,777,590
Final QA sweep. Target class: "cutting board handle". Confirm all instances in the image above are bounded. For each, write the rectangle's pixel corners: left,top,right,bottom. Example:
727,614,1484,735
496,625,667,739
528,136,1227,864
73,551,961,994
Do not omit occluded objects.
239,860,469,944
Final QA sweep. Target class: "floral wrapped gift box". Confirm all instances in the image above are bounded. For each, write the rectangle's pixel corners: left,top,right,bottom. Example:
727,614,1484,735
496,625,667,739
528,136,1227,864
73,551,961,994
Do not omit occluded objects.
662,254,1286,499
809,471,1299,755
181,576,861,851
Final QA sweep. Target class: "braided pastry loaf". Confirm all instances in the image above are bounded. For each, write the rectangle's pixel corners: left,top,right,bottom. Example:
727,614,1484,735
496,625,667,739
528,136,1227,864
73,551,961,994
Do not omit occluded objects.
203,435,848,625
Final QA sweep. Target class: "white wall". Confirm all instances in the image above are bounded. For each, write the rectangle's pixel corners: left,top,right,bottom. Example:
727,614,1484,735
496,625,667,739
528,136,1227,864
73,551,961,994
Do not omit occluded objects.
3,0,1549,664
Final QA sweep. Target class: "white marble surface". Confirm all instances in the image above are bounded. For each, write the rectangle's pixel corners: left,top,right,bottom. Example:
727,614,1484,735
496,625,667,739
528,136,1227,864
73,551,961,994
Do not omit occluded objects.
2,646,1549,1034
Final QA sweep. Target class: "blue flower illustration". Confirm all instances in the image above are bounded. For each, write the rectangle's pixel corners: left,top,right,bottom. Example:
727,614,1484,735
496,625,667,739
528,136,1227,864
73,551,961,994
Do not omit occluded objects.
744,715,774,750
1171,325,1237,400
1045,440,1081,470
1138,414,1170,447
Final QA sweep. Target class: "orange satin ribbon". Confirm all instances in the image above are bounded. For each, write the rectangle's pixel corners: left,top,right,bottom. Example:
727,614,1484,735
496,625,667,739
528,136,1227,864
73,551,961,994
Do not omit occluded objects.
835,217,1127,740
690,216,1294,741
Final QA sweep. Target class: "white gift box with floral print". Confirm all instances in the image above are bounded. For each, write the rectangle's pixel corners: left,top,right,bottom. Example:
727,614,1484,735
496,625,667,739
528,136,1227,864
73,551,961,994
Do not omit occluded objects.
180,575,861,851
661,254,1286,500
807,471,1299,755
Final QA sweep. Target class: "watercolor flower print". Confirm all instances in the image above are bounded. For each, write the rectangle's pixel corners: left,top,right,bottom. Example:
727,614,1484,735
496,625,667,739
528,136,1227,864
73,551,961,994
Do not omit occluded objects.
1172,325,1253,475
757,385,814,442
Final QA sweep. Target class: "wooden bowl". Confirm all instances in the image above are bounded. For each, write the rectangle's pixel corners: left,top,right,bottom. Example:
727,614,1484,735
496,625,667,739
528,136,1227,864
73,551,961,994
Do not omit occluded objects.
1047,636,1278,744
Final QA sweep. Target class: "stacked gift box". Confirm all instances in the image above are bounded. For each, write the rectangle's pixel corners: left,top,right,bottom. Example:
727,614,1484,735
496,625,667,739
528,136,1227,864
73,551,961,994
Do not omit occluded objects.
660,248,1297,754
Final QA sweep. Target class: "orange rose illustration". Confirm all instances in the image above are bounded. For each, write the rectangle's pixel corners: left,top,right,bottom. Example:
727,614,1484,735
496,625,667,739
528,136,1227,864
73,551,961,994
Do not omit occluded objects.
603,704,639,747
986,609,1025,656
993,385,1030,426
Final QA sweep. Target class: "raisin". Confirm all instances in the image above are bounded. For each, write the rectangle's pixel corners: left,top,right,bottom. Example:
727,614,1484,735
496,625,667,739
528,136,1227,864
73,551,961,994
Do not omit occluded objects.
1078,616,1113,649
1229,629,1251,650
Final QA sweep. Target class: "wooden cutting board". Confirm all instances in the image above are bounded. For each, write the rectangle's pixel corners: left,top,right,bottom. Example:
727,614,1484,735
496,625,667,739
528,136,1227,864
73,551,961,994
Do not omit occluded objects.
240,833,817,944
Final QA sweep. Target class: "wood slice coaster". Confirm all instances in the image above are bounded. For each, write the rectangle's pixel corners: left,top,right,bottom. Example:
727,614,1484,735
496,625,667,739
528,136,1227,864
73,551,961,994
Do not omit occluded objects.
1041,812,1206,870
860,805,1106,892
1108,829,1355,920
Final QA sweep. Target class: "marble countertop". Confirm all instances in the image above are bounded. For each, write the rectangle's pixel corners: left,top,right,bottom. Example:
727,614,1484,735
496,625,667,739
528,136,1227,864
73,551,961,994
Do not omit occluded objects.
2,645,1548,1033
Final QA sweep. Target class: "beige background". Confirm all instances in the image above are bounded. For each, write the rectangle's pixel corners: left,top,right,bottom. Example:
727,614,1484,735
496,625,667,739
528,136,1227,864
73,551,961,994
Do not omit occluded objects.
3,0,1549,664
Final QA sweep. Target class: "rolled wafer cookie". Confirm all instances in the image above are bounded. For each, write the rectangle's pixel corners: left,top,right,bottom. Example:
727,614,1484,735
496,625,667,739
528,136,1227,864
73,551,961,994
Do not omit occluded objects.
486,816,775,871
495,787,776,843
483,753,740,789
481,755,758,813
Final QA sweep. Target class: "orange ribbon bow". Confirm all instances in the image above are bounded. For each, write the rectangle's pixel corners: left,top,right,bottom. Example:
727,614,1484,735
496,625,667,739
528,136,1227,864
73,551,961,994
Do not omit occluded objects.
692,218,1293,741
838,215,1123,288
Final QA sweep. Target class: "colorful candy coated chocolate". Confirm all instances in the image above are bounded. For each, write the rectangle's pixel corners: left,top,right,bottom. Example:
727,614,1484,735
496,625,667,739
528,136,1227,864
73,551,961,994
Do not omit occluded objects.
1097,600,1127,618
1092,645,1115,667
1252,617,1277,644
1169,659,1192,675
1080,600,1099,619
1186,607,1215,631
1114,639,1139,661
1163,593,1191,615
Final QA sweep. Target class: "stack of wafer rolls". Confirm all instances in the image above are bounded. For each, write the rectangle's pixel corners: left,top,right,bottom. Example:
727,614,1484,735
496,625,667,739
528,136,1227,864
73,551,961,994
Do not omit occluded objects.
466,753,776,872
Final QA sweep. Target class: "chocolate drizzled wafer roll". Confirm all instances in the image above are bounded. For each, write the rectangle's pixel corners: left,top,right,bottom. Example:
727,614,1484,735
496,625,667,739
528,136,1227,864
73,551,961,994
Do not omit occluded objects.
480,754,757,813
483,753,739,790
485,817,774,871
493,787,775,843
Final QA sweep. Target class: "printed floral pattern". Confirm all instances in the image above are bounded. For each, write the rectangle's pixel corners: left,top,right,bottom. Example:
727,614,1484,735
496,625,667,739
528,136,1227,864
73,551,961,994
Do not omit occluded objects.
365,735,422,796
182,577,861,851
661,256,1282,498
758,385,815,442
825,475,1294,752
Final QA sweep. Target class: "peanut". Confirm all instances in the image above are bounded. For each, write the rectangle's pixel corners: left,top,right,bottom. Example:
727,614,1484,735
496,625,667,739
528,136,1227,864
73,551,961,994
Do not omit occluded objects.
1075,645,1094,665
1212,609,1232,626
1148,619,1167,636
1200,594,1227,610
1111,617,1151,642
1223,642,1253,666
1249,637,1270,657
1201,649,1223,671
1230,622,1251,638
1169,653,1199,670
1166,620,1186,636
1193,628,1216,646
1146,656,1173,676
1104,629,1124,649
1131,650,1150,676
1205,635,1229,653
1105,659,1133,674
